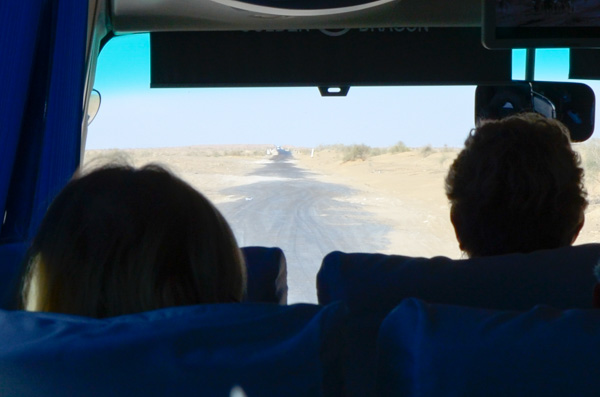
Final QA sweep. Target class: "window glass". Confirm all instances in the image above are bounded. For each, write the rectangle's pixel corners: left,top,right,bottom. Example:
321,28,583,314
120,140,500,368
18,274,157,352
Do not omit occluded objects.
87,35,600,303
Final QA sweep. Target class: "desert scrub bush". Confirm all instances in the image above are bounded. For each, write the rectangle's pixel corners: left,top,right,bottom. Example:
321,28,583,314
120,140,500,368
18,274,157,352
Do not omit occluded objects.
317,144,346,152
389,141,410,153
369,147,386,157
315,144,386,161
342,144,372,162
576,139,600,182
440,144,456,153
419,144,434,157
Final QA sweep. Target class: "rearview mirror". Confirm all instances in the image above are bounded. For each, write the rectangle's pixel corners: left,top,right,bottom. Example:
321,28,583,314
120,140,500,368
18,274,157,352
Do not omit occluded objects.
87,89,101,125
475,82,595,142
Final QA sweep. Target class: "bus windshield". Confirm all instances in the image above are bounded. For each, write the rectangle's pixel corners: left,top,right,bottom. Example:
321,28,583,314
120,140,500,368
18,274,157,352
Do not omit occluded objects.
86,34,600,303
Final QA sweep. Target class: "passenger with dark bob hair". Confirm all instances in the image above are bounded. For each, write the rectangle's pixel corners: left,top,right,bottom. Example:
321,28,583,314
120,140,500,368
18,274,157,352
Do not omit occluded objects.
445,112,587,257
20,164,246,318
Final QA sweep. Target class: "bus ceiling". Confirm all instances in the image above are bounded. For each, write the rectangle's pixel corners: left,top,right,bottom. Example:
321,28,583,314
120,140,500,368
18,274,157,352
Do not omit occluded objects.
106,0,599,140
109,0,482,33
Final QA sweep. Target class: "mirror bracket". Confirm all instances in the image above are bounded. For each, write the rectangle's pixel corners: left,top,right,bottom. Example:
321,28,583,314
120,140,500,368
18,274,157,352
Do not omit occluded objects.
318,86,350,97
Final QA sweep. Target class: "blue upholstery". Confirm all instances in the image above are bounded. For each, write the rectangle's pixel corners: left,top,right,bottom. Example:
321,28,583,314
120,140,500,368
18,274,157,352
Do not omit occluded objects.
0,302,347,397
0,3,45,231
1,0,87,242
318,244,600,311
242,246,288,304
0,245,287,309
0,243,27,310
317,244,600,396
0,0,87,315
378,298,600,397
28,0,87,237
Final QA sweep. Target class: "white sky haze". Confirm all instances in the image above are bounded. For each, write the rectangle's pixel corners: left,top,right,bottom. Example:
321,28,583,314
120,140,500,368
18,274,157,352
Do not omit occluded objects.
86,35,596,150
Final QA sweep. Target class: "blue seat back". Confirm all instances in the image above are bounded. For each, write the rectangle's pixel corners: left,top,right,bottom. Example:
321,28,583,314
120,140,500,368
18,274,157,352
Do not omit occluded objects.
0,302,347,397
0,243,27,310
0,0,87,309
0,245,286,310
377,298,600,396
242,246,288,304
318,244,600,312
317,244,600,396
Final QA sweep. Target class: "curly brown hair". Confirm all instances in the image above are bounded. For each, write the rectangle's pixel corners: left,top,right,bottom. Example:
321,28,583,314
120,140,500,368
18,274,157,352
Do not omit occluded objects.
445,112,587,257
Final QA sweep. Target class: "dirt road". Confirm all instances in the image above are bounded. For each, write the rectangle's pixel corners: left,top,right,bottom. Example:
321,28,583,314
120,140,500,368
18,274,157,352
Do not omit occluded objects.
217,151,390,303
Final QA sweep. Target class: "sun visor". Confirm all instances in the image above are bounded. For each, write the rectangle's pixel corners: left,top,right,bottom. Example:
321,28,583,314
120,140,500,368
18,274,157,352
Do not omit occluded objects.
150,28,511,88
569,49,600,80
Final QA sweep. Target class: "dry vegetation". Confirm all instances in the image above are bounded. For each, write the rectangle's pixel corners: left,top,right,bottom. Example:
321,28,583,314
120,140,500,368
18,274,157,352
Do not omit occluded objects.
85,140,600,258
298,140,600,251
315,141,419,162
84,145,276,204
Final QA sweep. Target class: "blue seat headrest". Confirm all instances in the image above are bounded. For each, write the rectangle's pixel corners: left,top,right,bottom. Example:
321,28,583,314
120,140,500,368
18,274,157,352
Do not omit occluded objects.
0,245,288,309
377,298,600,396
317,244,600,311
242,246,287,304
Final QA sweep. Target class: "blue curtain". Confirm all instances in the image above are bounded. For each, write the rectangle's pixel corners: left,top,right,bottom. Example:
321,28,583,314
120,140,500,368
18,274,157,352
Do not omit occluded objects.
0,0,89,308
0,2,46,238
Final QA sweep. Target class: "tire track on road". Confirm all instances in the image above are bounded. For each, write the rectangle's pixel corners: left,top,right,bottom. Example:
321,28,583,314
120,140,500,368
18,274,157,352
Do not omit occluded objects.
217,154,390,303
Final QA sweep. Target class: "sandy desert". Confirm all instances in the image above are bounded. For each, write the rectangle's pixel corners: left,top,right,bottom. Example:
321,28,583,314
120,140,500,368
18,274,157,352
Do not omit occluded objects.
85,143,600,302
86,142,600,256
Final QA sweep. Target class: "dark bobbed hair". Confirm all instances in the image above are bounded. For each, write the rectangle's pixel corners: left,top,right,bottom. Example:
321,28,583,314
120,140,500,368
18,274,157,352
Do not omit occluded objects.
445,112,587,257
21,164,246,318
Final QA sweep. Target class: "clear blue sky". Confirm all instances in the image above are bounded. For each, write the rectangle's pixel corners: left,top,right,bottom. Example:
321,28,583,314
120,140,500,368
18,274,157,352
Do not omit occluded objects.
86,34,594,150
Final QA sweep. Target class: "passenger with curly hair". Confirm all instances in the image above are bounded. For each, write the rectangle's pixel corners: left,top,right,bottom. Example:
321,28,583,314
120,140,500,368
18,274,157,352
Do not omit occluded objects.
445,112,587,257
20,163,246,318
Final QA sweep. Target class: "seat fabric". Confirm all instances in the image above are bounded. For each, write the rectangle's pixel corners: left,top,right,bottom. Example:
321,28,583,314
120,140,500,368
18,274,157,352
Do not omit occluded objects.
317,244,600,311
242,246,288,304
0,243,27,310
377,298,600,397
0,302,347,397
0,245,286,309
317,244,600,396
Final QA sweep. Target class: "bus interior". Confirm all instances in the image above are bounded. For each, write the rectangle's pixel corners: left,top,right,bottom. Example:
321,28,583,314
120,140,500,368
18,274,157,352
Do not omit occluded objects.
3,0,600,395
